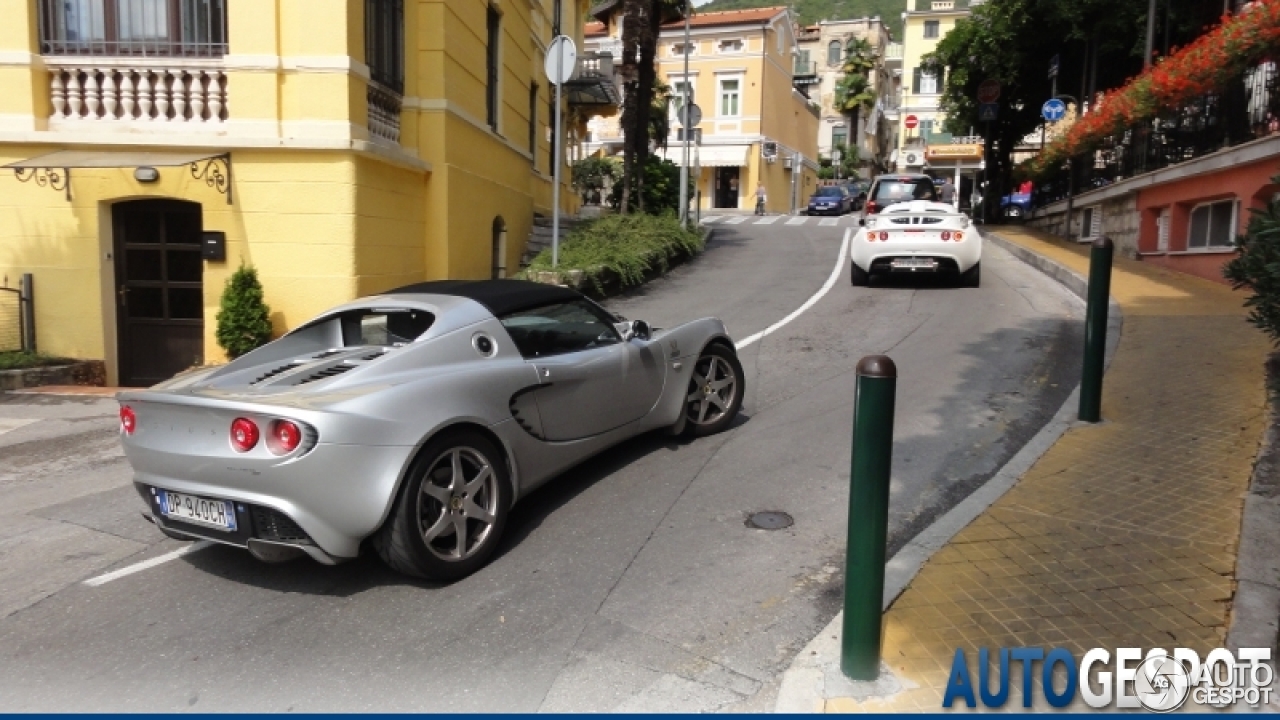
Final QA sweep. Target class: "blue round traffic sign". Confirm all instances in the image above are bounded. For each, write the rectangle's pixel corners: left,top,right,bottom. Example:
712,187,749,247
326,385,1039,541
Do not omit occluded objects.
1042,98,1066,122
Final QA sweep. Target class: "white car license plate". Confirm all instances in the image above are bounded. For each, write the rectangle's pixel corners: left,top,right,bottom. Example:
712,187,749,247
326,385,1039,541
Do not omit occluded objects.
892,258,938,270
159,490,238,532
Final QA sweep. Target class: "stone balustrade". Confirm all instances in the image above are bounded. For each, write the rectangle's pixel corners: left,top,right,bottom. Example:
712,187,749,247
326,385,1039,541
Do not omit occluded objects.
47,61,227,124
366,81,402,143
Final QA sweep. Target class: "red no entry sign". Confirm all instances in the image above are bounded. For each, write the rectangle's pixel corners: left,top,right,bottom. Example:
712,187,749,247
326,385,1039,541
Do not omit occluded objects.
904,115,919,129
977,79,1001,104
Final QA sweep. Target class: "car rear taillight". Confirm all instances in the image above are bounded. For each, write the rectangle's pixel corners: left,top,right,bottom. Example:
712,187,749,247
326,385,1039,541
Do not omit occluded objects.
942,231,952,241
865,201,879,215
119,405,136,435
267,420,302,455
954,231,965,241
230,417,259,452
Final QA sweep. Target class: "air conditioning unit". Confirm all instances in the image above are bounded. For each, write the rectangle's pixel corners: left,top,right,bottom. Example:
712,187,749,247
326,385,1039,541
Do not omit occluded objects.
782,156,794,169
904,151,921,165
762,141,778,159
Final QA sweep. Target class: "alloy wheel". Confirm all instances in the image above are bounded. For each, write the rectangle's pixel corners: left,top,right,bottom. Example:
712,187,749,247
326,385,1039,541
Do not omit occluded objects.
416,447,499,561
687,355,738,426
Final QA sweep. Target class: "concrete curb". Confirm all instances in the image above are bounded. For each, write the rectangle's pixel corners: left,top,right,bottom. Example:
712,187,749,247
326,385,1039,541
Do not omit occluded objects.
774,230,1123,713
1226,354,1280,659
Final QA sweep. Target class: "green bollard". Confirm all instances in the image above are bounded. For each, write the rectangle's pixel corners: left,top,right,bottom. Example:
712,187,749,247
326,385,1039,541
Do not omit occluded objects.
841,355,897,680
1078,236,1114,423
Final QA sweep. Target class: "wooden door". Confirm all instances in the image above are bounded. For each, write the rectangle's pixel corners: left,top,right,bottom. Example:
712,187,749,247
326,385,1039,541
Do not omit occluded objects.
113,199,204,387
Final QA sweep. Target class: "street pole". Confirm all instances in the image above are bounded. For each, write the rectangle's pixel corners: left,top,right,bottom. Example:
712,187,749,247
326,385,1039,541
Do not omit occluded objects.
678,1,691,226
841,355,897,680
552,40,564,268
1078,237,1114,423
1144,0,1157,69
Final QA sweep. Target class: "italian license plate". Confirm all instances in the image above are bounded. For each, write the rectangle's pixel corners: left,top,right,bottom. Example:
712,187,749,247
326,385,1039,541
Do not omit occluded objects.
892,258,938,270
158,490,238,532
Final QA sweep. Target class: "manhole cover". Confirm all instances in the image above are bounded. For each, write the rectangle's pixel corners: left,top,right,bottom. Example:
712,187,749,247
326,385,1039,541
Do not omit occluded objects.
746,511,794,530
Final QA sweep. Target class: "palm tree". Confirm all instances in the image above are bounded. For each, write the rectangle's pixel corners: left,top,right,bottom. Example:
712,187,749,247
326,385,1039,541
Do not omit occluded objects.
832,37,878,173
618,0,687,213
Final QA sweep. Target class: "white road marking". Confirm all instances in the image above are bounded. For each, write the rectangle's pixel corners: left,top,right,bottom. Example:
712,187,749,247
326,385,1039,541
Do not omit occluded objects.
736,227,850,350
819,218,838,226
721,216,749,225
700,216,723,224
754,216,781,225
0,418,38,435
785,217,807,225
83,540,214,587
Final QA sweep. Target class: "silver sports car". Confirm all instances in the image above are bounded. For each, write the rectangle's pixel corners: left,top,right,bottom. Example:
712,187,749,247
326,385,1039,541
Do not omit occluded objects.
119,280,744,580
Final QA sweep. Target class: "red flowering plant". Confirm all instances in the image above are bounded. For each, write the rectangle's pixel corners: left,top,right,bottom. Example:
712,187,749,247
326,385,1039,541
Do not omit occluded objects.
1022,0,1280,180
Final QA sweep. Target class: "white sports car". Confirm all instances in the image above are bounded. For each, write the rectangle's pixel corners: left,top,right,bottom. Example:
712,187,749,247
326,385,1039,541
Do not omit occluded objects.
851,200,982,287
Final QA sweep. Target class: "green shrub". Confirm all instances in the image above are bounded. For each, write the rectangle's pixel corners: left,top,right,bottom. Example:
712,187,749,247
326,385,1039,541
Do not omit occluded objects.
215,264,273,359
0,351,75,370
522,213,704,294
609,156,681,215
1224,179,1280,344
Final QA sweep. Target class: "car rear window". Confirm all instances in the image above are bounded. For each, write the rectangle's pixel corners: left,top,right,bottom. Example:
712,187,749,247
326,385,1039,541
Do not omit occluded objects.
339,309,434,346
872,178,937,203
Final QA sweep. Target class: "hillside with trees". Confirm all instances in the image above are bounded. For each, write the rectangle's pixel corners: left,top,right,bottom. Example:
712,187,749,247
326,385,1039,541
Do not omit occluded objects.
695,0,905,37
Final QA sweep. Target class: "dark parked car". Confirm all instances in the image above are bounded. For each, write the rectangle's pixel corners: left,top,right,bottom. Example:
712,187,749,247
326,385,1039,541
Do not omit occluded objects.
847,180,870,210
807,186,852,215
1002,192,1032,219
859,174,938,223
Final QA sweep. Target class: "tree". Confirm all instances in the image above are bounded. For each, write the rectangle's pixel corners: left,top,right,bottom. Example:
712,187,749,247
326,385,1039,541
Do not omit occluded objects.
832,36,878,170
923,0,1229,221
215,264,273,359
1224,176,1280,344
618,0,688,213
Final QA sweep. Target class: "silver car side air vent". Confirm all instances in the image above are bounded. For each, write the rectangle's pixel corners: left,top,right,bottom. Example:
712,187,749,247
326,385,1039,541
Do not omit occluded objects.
314,349,346,359
298,364,356,384
254,363,301,384
360,350,387,361
921,217,943,225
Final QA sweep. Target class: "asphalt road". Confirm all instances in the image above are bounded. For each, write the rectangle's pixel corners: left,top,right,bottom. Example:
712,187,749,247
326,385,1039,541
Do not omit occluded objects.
0,216,1083,711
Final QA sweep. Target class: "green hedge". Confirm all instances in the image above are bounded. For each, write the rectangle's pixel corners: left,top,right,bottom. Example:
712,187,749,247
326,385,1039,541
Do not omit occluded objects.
521,213,704,295
0,351,75,370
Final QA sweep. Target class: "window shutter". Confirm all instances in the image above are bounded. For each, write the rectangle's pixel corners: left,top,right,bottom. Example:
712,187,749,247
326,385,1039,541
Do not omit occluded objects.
912,67,922,94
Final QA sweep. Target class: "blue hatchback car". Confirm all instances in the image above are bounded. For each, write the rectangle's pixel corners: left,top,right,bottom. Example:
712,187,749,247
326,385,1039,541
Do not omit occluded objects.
807,186,851,215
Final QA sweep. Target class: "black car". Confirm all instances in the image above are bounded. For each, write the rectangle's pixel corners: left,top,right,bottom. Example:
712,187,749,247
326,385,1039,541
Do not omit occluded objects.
859,174,938,223
807,186,852,215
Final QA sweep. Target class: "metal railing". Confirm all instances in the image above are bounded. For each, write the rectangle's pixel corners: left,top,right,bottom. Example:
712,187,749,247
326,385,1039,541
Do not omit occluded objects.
1036,62,1278,207
38,0,227,57
794,60,818,77
0,275,35,353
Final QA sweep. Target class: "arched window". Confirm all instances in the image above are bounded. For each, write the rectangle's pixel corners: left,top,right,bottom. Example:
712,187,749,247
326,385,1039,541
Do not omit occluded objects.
491,217,507,279
827,40,842,66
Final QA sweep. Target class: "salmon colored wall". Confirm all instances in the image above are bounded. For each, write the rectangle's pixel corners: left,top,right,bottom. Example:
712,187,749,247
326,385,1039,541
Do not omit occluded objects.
1136,160,1280,285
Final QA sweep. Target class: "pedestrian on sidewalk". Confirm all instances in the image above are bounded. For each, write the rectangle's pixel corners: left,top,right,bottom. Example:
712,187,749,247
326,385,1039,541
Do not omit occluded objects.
939,178,956,206
755,183,767,215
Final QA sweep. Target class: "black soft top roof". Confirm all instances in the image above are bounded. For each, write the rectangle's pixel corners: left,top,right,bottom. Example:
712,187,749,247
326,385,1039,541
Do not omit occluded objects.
381,279,583,317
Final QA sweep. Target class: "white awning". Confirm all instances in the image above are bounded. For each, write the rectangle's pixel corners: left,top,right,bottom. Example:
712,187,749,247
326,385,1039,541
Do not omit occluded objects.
660,144,749,167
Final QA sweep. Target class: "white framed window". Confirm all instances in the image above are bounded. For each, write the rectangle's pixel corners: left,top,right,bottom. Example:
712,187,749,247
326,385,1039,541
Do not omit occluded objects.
670,42,696,57
827,40,842,65
919,70,938,95
718,77,741,117
924,20,940,39
717,38,744,54
671,78,695,120
1156,207,1170,252
1187,199,1238,250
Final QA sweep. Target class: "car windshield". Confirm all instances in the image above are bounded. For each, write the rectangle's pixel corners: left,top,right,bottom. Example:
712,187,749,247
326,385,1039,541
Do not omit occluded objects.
873,179,937,203
814,188,843,197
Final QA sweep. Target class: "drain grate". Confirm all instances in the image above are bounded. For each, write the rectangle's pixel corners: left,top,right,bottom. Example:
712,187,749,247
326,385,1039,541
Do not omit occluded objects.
746,511,794,530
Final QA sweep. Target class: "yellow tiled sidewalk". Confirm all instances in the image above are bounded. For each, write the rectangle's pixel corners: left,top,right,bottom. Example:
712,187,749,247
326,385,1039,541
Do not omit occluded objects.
825,227,1272,712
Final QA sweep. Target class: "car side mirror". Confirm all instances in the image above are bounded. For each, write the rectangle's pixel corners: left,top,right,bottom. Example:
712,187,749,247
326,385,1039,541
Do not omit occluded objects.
622,320,651,341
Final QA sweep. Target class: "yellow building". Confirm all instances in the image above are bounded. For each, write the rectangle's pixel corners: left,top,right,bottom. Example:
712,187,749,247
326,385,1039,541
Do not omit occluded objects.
583,7,819,213
0,0,606,385
895,0,973,170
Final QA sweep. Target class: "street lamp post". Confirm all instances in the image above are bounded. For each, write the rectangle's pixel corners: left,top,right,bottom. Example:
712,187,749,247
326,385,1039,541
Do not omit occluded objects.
678,1,691,225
